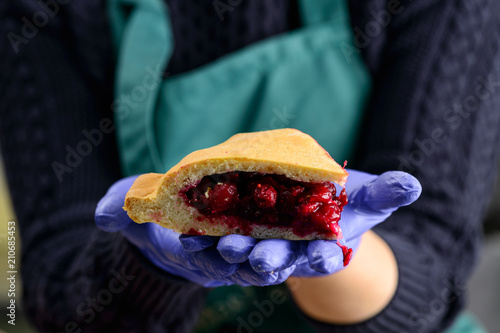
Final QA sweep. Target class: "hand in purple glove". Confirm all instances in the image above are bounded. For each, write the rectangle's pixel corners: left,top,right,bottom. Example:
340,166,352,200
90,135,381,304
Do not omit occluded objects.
292,170,421,276
95,176,238,287
180,170,421,280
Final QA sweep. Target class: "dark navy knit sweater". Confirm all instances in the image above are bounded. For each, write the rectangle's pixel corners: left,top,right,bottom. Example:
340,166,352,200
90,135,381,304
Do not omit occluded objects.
1,0,500,332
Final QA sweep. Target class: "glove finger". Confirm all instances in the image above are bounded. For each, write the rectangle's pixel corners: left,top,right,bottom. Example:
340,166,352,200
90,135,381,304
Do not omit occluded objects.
227,262,279,286
218,274,252,287
249,240,304,273
217,235,258,264
128,225,236,287
189,247,239,280
344,169,377,191
349,171,422,214
291,263,314,277
127,224,197,270
95,176,138,232
203,280,233,288
121,223,235,287
120,221,153,247
275,265,296,284
292,263,328,278
307,240,344,274
143,248,229,288
179,235,217,252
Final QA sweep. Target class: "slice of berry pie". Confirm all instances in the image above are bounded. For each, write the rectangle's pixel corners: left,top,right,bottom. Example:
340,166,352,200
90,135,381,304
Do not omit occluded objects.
124,129,349,241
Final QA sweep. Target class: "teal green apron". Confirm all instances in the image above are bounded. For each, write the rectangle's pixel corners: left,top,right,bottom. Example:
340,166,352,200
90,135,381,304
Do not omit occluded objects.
107,0,484,331
109,0,370,175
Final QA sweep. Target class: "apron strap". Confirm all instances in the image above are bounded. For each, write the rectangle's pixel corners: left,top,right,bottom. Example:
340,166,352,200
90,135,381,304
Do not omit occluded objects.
108,0,172,175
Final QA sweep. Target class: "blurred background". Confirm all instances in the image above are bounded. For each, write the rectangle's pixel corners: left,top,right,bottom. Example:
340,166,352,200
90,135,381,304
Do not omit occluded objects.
0,152,499,332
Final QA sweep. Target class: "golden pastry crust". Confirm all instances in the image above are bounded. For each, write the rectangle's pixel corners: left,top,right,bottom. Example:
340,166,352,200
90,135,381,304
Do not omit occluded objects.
123,129,348,240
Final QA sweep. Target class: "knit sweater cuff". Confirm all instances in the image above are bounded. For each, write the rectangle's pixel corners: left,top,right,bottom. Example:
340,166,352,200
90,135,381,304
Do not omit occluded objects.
72,230,208,332
303,228,444,333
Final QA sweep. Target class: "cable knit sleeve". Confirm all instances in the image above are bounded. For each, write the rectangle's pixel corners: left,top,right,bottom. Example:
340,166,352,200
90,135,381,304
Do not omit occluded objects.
0,1,206,332
308,0,500,332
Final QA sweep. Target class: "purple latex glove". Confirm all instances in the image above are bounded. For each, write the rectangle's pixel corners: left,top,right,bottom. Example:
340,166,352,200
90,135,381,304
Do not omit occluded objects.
292,170,421,276
180,170,421,279
95,176,238,287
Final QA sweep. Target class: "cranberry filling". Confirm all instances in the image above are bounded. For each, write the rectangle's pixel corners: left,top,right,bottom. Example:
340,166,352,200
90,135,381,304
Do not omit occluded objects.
181,171,347,239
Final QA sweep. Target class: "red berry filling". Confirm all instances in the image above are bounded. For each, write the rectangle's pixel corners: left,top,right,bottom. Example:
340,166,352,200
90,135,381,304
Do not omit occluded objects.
186,228,205,236
180,172,348,240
